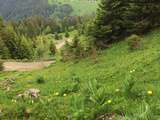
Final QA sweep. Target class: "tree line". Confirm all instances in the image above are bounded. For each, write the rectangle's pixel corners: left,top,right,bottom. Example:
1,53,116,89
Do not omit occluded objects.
61,0,160,61
0,0,73,20
0,15,88,60
89,0,160,47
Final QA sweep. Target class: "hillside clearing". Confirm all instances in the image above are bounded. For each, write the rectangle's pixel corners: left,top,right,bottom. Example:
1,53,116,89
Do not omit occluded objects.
0,29,160,119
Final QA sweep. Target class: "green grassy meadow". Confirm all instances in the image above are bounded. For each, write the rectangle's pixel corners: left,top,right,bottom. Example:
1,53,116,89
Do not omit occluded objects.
1,29,160,119
48,0,98,16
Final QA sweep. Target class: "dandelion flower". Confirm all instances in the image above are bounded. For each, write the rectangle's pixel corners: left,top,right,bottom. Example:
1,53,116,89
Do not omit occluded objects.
54,92,59,96
130,70,133,73
107,100,112,104
115,89,120,92
31,100,34,104
147,90,153,95
26,108,32,114
63,94,67,97
130,69,135,73
11,99,17,103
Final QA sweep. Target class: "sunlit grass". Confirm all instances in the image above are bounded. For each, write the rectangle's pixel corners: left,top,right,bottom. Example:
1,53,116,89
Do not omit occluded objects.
1,29,160,119
48,0,98,16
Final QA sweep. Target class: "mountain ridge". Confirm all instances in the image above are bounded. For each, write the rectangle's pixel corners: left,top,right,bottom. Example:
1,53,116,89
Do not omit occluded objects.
0,0,55,20
0,0,97,20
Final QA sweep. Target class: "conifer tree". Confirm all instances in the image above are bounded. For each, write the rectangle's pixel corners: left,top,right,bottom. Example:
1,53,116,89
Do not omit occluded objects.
50,41,56,56
92,0,160,47
17,36,33,59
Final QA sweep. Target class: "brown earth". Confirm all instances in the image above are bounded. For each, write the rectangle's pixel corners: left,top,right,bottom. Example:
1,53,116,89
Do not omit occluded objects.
3,61,54,71
2,38,72,72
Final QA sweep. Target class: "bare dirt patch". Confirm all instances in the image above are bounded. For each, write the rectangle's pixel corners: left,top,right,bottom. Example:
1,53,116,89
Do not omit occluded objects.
2,38,71,72
55,38,72,50
3,61,54,71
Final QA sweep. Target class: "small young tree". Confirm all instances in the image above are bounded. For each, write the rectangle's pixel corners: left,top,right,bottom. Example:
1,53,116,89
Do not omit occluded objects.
17,36,33,59
50,41,56,56
65,31,69,38
0,38,10,59
54,33,60,40
0,24,19,58
0,60,3,71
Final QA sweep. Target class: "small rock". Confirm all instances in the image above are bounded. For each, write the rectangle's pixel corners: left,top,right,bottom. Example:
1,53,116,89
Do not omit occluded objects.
17,88,40,98
26,88,40,98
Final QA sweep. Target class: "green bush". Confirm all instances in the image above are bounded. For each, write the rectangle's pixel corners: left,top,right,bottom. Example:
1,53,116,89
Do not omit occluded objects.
61,35,94,61
127,34,142,50
54,33,62,40
50,41,56,56
36,76,45,84
65,31,70,38
0,61,4,71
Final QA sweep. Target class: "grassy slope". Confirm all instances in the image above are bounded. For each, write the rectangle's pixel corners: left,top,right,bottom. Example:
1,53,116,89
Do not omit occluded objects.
48,0,98,16
1,29,160,119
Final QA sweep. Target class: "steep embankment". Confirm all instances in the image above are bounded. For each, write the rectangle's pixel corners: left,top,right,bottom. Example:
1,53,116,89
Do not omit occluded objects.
0,29,160,119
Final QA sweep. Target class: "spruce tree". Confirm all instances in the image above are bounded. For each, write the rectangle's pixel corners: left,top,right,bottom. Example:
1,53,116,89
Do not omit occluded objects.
50,41,56,56
17,36,33,59
92,0,160,47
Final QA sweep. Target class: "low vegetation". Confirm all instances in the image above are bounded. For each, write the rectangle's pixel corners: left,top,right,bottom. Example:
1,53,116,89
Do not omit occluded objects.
0,60,3,71
0,0,160,119
0,29,160,119
127,34,142,51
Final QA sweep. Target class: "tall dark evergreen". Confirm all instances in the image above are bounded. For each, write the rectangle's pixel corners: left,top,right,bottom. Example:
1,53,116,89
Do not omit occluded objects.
92,0,160,47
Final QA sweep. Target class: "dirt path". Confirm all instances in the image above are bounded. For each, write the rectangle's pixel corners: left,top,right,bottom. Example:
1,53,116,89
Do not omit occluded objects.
55,38,72,50
2,38,72,72
3,61,54,71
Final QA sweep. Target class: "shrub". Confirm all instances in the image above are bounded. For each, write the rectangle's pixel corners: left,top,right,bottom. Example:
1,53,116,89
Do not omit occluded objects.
54,33,60,40
49,41,56,56
61,35,94,61
36,76,45,84
127,34,142,51
65,31,70,38
54,33,63,40
0,60,4,71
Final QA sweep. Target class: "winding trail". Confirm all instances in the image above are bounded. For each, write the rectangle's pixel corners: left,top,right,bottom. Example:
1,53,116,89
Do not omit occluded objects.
3,61,54,71
2,38,72,72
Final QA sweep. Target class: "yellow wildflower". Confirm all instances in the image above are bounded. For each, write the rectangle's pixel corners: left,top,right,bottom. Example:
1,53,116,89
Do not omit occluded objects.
130,69,135,73
147,90,153,95
116,89,120,92
31,100,34,104
107,100,112,104
63,94,67,97
11,99,17,103
54,92,59,96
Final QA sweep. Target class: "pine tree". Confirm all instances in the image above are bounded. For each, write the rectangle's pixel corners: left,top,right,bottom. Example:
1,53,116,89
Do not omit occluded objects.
65,31,69,38
92,0,160,47
17,36,33,59
0,24,19,58
50,41,56,56
0,38,10,59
